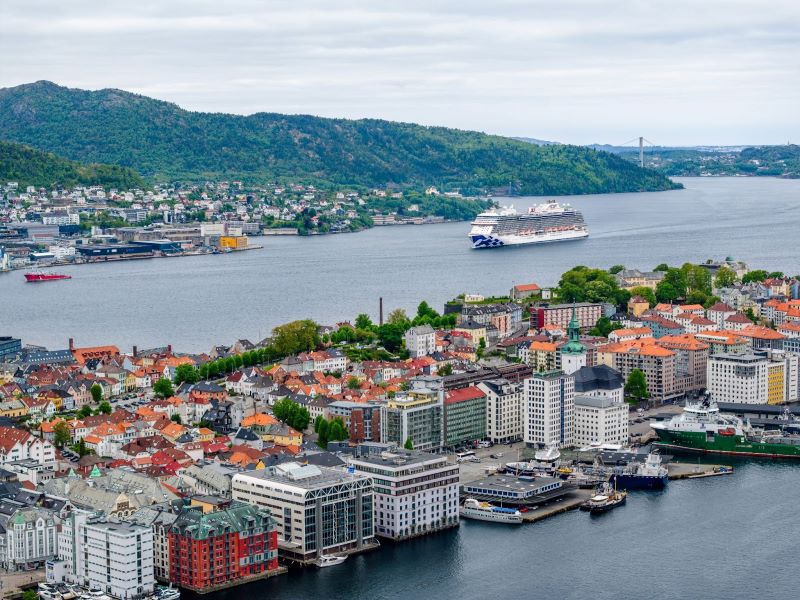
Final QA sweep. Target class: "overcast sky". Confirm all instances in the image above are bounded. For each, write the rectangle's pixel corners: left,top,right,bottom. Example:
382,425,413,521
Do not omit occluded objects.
1,0,798,146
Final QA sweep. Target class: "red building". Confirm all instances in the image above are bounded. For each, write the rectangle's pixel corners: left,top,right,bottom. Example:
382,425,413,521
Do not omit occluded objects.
168,500,280,592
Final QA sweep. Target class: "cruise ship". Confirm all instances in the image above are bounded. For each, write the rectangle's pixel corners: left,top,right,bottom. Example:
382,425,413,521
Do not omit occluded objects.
468,202,588,249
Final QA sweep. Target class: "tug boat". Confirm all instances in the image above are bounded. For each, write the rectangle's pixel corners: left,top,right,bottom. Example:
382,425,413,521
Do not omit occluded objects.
580,482,627,514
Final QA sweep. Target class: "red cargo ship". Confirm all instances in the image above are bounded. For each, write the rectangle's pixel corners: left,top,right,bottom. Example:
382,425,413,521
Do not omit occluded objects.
24,272,72,282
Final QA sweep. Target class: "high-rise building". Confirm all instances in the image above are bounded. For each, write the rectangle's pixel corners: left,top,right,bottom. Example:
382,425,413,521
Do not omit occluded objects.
57,510,155,600
707,350,799,405
443,386,487,447
477,378,523,444
523,370,575,448
232,462,376,563
380,387,443,451
348,446,459,540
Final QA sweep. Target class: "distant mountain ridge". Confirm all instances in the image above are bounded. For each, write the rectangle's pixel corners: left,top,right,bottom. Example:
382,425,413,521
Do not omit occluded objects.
0,139,145,189
0,81,680,195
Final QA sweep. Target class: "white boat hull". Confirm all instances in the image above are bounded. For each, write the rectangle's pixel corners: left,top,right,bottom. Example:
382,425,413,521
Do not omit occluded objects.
469,229,588,249
459,507,523,523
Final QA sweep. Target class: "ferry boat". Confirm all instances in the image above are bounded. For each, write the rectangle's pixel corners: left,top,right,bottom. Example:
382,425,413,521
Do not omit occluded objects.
651,396,800,458
25,272,72,282
609,450,669,490
459,498,523,523
468,202,588,249
580,482,627,514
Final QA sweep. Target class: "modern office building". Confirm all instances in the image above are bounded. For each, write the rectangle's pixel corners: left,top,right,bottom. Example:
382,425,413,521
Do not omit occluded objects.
231,462,376,563
443,386,487,447
348,447,459,540
573,395,629,447
523,370,575,448
380,389,443,451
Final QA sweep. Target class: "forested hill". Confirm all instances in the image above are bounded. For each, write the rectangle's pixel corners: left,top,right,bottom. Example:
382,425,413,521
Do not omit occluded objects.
0,140,145,190
0,81,681,195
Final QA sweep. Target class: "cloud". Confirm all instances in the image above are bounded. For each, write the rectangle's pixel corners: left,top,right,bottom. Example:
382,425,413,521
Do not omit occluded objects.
1,0,798,144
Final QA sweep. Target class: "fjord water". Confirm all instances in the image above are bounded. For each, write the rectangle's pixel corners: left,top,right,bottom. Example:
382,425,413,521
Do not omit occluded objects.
196,460,796,600
2,177,799,352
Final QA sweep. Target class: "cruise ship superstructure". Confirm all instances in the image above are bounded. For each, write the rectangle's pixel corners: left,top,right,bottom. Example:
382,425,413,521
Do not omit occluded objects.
468,202,588,249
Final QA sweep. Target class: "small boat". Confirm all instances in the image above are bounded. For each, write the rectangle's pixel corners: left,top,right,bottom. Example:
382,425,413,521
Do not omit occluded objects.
315,554,347,568
581,482,627,514
25,272,72,282
459,498,523,523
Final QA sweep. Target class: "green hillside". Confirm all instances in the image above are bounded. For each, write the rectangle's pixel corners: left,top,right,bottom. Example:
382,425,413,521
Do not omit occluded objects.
0,139,145,189
0,81,681,195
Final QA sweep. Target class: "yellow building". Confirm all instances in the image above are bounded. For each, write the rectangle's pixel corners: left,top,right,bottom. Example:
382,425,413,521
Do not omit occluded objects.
219,236,248,250
628,295,650,317
0,398,28,418
261,423,303,447
528,341,558,371
767,363,785,405
453,323,487,347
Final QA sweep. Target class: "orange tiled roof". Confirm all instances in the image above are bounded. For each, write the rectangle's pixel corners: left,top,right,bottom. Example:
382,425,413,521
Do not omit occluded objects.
738,325,786,341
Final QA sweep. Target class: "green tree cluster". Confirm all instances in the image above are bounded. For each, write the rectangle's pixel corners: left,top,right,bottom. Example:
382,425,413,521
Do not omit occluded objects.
153,378,175,399
314,415,349,449
556,266,630,308
272,398,311,432
624,369,650,405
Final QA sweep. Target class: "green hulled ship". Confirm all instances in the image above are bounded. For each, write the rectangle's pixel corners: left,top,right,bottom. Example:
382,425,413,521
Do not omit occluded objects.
652,400,800,458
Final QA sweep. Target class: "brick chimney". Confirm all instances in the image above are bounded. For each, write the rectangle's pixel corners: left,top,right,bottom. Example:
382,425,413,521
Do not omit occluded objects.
132,345,138,357
68,337,74,351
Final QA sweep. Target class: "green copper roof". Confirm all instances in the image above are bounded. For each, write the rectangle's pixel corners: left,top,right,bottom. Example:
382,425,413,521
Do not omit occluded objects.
89,464,102,478
562,306,586,355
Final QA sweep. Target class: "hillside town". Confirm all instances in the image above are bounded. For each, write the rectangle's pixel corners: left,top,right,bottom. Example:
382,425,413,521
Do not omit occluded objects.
0,181,482,272
3,259,800,598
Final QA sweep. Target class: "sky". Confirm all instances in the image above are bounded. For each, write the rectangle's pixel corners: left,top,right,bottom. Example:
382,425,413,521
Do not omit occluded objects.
1,0,798,146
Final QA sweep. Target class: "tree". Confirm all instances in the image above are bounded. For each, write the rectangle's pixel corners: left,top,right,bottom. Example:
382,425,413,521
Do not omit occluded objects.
624,369,650,404
72,437,90,457
653,263,669,272
77,405,93,418
355,313,374,330
90,383,103,404
416,301,438,319
271,319,320,357
609,265,625,274
745,307,757,323
273,397,310,431
655,281,680,303
714,266,737,289
628,286,656,306
23,590,38,600
347,376,361,390
97,401,112,415
174,364,199,385
53,421,71,448
153,378,174,399
438,363,453,376
742,269,769,284
589,316,622,337
317,419,330,449
387,308,409,324
404,437,414,450
171,414,182,424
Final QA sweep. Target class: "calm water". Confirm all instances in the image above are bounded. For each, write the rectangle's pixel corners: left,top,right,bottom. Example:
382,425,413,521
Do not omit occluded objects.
2,177,799,352
194,459,797,600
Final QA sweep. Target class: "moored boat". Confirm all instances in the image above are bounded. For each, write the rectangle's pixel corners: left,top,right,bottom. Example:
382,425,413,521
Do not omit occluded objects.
609,450,669,490
315,554,347,568
580,483,627,514
651,395,800,458
459,498,523,523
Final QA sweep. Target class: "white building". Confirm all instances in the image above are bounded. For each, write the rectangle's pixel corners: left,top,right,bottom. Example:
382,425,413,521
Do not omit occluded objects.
0,507,58,571
232,462,376,563
42,212,79,225
404,325,436,358
574,396,629,447
0,427,57,468
523,370,575,448
477,378,523,444
348,447,459,540
707,351,799,405
57,510,155,599
380,386,444,451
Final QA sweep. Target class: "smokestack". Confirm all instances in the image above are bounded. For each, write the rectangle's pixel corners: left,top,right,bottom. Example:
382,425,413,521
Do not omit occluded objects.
132,346,138,358
167,344,172,354
68,338,74,351
379,297,384,326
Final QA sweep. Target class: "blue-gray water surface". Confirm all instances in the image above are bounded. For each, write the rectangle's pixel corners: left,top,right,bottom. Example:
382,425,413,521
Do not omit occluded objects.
2,177,799,352
193,459,796,600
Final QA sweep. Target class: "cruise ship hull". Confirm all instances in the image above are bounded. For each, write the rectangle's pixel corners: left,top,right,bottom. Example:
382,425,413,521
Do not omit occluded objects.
469,229,588,249
653,429,800,458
